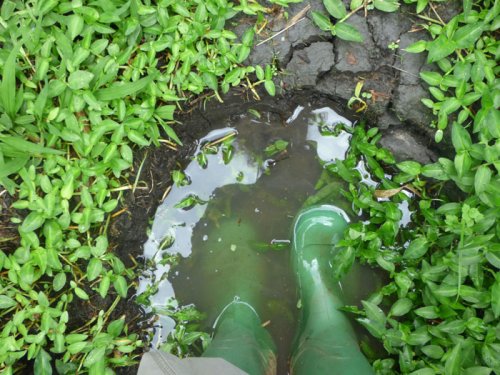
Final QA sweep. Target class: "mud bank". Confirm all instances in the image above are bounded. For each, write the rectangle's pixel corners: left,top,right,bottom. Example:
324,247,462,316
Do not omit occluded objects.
240,0,459,162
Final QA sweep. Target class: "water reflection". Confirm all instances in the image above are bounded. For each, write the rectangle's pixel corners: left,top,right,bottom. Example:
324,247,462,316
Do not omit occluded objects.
138,104,357,352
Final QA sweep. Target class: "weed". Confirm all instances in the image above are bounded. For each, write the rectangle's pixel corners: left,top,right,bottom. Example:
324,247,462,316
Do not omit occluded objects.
310,0,500,373
0,0,294,373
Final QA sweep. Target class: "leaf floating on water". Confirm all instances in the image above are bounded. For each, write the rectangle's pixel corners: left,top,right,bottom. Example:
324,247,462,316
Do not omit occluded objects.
175,194,207,209
264,139,289,157
159,235,175,250
247,108,261,119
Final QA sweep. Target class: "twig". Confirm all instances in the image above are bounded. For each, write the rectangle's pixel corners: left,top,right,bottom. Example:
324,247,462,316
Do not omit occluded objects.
109,184,148,192
206,132,237,148
256,4,311,47
390,65,419,78
429,2,445,25
132,152,148,195
161,185,172,203
111,208,128,218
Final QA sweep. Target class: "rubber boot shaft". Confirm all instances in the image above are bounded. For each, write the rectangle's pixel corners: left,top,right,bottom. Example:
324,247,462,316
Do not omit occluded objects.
291,205,374,375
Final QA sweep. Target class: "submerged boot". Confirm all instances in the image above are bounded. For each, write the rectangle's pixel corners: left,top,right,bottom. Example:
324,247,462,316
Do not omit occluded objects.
290,205,374,375
203,300,277,375
197,218,277,375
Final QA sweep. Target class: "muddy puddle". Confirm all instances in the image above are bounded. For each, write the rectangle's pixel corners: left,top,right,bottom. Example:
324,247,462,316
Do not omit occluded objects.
138,100,389,373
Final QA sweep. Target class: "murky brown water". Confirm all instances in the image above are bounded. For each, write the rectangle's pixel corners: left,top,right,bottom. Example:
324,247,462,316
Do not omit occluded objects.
139,103,393,373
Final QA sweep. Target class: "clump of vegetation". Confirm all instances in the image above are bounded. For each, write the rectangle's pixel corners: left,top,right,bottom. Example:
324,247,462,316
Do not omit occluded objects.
314,0,500,373
0,0,296,373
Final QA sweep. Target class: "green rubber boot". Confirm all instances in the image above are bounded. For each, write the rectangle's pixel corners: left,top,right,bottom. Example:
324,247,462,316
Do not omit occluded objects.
198,218,277,375
203,300,277,375
290,205,374,375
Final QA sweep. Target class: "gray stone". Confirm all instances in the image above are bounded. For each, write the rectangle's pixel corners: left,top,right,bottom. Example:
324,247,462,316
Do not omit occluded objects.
395,31,428,85
286,2,331,47
316,71,354,101
377,112,403,129
380,128,437,164
334,14,374,73
366,11,411,52
283,42,335,88
393,84,433,128
247,1,330,67
316,67,397,120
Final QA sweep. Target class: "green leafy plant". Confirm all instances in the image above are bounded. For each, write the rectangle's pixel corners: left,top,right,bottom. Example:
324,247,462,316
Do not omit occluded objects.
308,1,500,373
264,139,289,157
348,81,372,112
312,0,400,43
0,0,298,373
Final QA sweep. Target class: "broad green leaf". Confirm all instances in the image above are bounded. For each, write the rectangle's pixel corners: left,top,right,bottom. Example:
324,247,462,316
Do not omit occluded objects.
453,23,484,49
420,71,442,86
68,70,94,90
99,275,111,298
74,287,89,300
0,43,19,118
87,258,102,281
332,246,356,280
397,161,421,176
454,151,472,177
95,75,155,101
0,156,29,179
403,237,429,259
202,72,218,91
53,273,66,292
422,163,449,180
0,136,64,157
415,0,429,13
83,347,106,368
414,306,439,319
491,277,500,318
68,15,84,41
451,122,472,151
389,298,413,316
335,22,363,42
324,0,347,19
427,34,457,63
463,367,492,375
441,98,462,115
264,80,276,97
241,28,255,46
362,300,386,324
114,276,128,298
373,0,400,12
21,211,45,232
405,40,427,53
156,105,175,120
350,0,363,9
474,165,492,194
0,295,17,309
107,318,125,337
128,130,150,147
34,349,52,375
445,343,462,375
311,11,332,32
421,345,444,359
